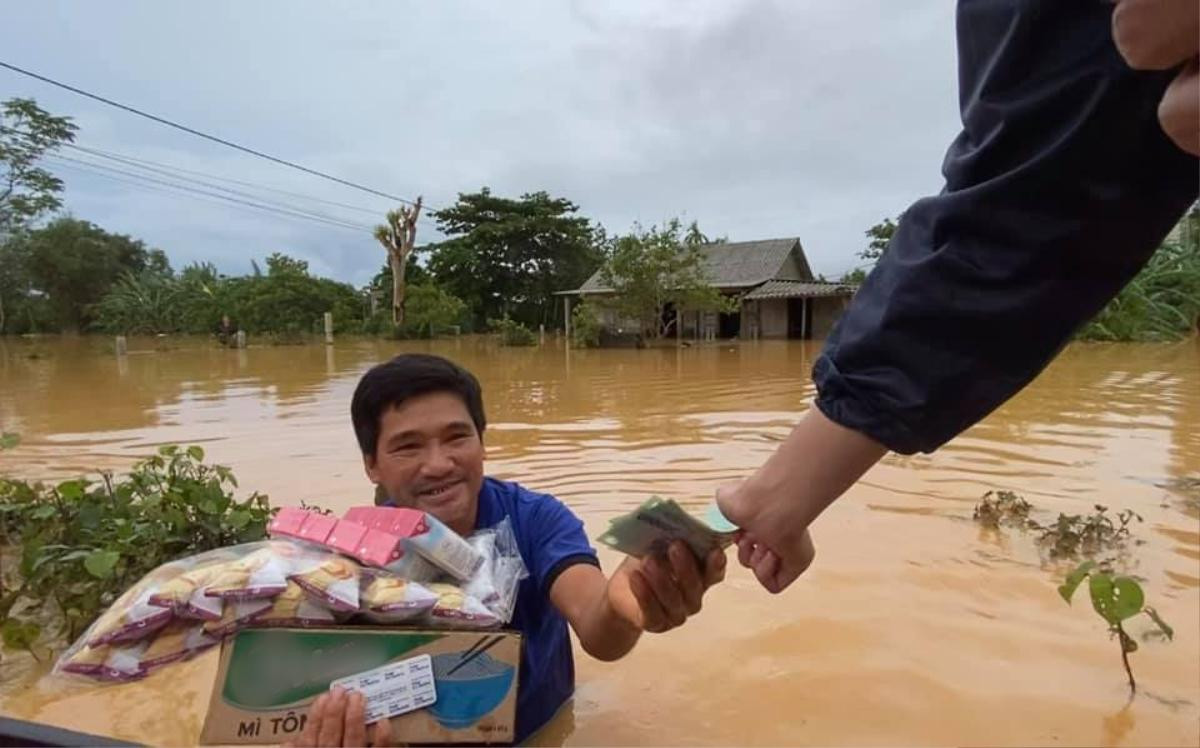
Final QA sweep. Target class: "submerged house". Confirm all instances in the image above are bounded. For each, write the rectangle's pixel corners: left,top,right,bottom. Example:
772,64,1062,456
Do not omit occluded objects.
559,238,856,341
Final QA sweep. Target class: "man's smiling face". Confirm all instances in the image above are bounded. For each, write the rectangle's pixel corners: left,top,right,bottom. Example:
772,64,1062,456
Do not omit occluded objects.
363,390,485,536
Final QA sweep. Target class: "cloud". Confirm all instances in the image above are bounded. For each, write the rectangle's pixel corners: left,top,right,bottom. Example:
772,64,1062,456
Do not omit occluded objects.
2,0,962,284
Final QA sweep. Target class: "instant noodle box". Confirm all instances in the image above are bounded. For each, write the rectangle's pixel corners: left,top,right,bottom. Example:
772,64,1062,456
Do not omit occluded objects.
200,626,521,745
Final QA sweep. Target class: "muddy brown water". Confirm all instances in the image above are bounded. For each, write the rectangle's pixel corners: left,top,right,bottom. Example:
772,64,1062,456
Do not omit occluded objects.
1,335,1197,746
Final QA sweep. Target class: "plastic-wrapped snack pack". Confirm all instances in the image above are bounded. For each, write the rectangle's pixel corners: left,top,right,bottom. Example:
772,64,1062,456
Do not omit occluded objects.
252,581,338,628
203,598,273,638
202,548,289,600
290,557,361,612
88,589,173,647
139,621,219,671
54,511,531,682
425,583,501,628
360,573,438,623
461,518,527,625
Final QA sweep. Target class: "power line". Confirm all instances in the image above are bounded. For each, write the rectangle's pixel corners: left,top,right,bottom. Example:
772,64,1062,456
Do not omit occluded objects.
44,154,378,234
4,124,438,230
67,143,388,216
58,146,383,225
61,143,440,231
1,59,427,208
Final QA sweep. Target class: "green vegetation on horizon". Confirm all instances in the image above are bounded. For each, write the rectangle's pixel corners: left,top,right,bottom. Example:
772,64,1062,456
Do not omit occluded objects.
5,97,1196,344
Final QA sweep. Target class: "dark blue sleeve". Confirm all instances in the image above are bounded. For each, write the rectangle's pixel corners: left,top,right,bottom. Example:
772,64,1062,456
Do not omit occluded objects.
813,0,1198,455
525,494,600,596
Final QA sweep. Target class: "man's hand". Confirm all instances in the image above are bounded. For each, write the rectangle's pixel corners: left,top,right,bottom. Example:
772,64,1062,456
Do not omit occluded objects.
286,688,392,748
606,540,725,633
1112,0,1199,155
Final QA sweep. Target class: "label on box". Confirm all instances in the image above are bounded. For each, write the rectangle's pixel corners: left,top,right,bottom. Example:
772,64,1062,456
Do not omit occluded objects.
329,654,438,724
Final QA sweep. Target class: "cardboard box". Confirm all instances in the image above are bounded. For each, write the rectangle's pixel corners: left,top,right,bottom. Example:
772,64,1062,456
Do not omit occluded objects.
200,627,521,745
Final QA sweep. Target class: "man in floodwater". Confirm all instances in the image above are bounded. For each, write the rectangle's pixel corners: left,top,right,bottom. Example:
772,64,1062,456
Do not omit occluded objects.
288,353,727,747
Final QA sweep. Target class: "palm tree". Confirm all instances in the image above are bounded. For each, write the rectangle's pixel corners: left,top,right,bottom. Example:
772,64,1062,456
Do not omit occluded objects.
373,197,423,326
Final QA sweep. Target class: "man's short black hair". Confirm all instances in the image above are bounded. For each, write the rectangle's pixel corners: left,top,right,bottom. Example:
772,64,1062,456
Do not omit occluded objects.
351,353,486,456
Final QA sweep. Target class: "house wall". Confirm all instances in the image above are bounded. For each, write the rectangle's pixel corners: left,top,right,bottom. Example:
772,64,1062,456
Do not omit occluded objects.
810,296,850,339
758,299,788,338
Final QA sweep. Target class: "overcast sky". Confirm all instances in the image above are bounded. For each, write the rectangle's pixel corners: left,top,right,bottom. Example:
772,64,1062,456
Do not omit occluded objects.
2,0,961,285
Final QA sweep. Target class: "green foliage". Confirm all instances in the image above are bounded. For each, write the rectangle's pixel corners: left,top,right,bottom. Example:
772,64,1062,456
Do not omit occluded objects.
1029,505,1141,559
490,317,537,346
841,267,868,284
1058,561,1173,693
0,445,273,647
0,97,78,236
973,490,1033,529
599,219,735,339
859,214,902,263
5,217,169,333
571,300,603,348
974,491,1141,560
0,432,19,450
90,270,186,334
402,283,467,337
426,188,604,330
88,251,367,338
1077,231,1200,342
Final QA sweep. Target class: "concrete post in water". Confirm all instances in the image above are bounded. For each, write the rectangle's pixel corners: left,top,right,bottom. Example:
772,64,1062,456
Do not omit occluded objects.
236,330,247,349
539,324,545,345
563,296,572,343
115,335,127,356
324,312,333,344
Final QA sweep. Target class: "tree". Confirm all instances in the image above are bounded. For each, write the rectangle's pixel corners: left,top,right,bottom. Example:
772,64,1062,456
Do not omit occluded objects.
0,234,52,334
860,214,903,263
20,218,163,332
373,198,422,327
403,283,466,337
841,267,868,284
599,219,733,339
367,258,431,318
426,188,603,329
1,98,78,330
0,98,77,237
231,252,361,335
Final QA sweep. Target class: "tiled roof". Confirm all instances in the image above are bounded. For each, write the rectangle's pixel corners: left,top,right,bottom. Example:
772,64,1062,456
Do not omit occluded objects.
570,237,805,293
742,279,856,300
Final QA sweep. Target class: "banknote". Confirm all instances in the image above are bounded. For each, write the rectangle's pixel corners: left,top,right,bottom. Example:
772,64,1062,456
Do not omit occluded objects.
597,497,739,561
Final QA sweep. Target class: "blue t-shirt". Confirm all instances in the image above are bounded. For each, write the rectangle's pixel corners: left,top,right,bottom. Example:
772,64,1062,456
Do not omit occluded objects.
473,477,598,743
386,477,598,742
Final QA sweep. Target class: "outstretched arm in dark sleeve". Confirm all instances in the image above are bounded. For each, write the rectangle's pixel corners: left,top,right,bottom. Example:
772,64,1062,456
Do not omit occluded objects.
718,0,1198,594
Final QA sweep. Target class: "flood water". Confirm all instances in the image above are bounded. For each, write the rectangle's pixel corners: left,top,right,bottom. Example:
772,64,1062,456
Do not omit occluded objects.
1,334,1198,747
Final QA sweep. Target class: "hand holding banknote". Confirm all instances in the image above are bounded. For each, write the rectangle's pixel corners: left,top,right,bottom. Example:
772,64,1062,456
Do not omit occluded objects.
597,497,733,632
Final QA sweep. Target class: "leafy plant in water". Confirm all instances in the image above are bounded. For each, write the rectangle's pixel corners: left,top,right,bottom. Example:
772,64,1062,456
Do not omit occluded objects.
0,432,20,450
1030,504,1142,559
0,445,274,649
973,490,1033,529
1058,561,1173,694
